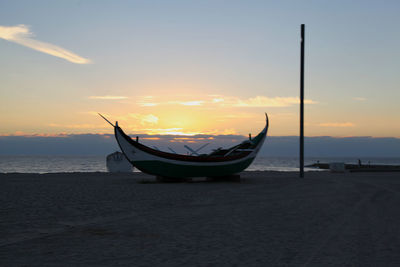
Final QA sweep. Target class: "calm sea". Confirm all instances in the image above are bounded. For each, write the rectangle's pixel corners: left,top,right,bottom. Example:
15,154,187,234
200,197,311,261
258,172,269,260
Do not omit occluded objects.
1,155,399,174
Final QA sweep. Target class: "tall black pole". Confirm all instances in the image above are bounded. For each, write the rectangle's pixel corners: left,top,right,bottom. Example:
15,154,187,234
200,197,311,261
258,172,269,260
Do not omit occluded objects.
300,24,305,178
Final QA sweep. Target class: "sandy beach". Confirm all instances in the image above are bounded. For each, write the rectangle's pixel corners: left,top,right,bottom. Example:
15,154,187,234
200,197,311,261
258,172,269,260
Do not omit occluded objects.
1,171,400,266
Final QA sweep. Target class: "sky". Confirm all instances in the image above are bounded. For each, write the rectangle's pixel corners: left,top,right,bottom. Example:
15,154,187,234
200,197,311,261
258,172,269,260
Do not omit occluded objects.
1,0,399,138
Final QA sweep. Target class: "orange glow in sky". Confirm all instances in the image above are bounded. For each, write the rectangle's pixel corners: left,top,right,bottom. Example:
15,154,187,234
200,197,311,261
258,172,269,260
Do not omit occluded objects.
1,1,400,138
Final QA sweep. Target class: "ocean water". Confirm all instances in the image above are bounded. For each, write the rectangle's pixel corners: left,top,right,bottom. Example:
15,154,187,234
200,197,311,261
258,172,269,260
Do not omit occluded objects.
1,155,400,174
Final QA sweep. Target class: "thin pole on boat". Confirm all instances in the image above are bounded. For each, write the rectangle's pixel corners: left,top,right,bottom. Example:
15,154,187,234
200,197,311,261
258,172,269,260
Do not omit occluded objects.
300,24,305,178
98,113,115,127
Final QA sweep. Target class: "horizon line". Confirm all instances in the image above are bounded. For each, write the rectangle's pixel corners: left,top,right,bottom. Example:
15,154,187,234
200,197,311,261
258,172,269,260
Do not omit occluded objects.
1,133,399,139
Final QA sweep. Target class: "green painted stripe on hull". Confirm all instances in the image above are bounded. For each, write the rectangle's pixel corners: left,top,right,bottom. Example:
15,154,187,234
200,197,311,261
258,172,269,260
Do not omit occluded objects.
133,157,255,178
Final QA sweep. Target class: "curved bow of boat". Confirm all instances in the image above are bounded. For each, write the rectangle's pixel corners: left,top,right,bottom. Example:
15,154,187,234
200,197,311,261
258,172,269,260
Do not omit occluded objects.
112,113,269,178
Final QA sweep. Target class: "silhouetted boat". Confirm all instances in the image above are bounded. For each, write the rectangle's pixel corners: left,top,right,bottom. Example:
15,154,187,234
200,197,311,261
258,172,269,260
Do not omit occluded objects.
100,113,268,179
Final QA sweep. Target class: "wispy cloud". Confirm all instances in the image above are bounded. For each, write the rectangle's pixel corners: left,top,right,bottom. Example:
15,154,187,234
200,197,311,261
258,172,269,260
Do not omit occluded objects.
140,103,158,107
0,24,90,64
139,114,159,125
136,95,317,108
143,128,202,136
179,101,204,106
139,100,205,107
89,95,128,100
319,122,355,127
212,98,224,103
137,96,159,107
127,113,159,125
234,96,316,107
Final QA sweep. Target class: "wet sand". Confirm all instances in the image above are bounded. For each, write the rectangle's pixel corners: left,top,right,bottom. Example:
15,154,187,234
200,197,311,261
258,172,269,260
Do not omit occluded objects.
1,171,400,266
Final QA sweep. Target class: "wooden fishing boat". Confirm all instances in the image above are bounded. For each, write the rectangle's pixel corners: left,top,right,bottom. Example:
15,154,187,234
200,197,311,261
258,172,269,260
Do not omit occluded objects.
100,113,268,179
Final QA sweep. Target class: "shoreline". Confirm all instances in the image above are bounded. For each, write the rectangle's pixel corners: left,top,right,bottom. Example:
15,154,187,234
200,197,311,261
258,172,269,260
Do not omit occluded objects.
0,169,326,176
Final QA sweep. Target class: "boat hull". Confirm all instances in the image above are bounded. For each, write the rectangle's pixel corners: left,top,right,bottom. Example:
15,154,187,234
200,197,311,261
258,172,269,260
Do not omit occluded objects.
113,114,268,178
132,157,255,178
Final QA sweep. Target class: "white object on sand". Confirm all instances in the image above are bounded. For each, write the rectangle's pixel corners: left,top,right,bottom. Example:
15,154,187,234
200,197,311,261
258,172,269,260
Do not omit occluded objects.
106,151,133,173
329,162,345,173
